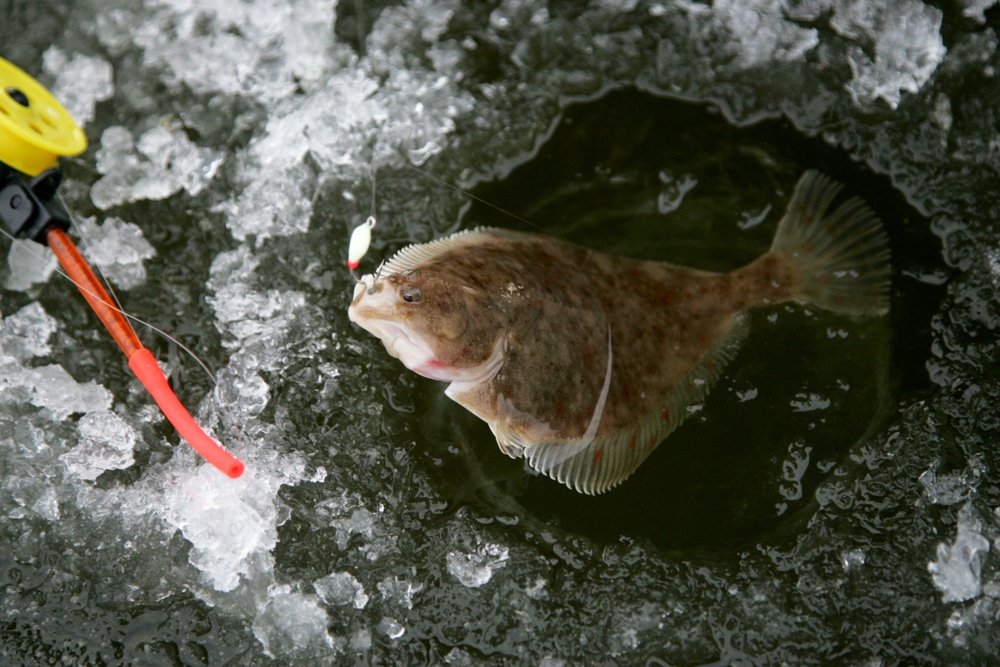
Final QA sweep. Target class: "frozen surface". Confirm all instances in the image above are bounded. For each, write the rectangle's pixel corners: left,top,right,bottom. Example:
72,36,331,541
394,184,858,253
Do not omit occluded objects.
2,0,1000,663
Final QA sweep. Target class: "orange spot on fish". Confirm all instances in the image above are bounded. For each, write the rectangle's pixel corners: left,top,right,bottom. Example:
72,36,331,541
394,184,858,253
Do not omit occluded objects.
624,383,633,400
594,447,603,466
661,409,670,420
659,293,672,304
629,434,636,449
555,403,564,416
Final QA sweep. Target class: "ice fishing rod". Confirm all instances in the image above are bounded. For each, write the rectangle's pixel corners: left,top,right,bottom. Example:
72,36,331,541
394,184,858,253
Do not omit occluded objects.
0,56,243,478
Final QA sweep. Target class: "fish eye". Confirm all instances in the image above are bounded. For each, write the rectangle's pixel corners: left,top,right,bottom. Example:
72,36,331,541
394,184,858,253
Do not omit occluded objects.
399,284,423,304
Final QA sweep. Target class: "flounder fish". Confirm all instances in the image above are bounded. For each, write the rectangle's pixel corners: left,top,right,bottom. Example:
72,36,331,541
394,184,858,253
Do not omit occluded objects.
348,171,891,494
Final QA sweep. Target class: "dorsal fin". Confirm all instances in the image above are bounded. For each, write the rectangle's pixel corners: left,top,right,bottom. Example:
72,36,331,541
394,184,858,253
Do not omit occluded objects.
380,227,532,276
523,313,749,495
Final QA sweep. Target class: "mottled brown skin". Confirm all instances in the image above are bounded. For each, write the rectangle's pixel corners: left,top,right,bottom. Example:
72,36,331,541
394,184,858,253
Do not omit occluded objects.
364,231,796,443
348,171,891,493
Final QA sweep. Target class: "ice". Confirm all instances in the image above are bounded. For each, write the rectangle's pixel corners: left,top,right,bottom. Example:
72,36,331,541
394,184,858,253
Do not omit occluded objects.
60,410,137,481
75,217,156,290
0,363,112,420
377,575,422,609
928,503,991,603
832,0,946,108
135,0,340,102
446,543,510,588
314,571,369,609
42,47,114,126
0,302,58,362
713,0,819,68
919,458,985,506
163,454,304,592
7,478,60,521
206,246,307,343
252,588,335,658
5,239,58,291
960,0,997,23
90,125,223,210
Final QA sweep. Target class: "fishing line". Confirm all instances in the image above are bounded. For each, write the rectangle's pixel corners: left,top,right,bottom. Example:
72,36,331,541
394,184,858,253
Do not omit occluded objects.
0,224,218,384
403,162,546,234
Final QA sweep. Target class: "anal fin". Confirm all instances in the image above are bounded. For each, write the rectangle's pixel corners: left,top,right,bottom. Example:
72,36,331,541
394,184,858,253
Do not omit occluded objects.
524,313,749,495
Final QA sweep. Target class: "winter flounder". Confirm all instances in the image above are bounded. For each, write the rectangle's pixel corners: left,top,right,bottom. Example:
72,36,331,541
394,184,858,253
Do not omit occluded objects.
348,171,891,494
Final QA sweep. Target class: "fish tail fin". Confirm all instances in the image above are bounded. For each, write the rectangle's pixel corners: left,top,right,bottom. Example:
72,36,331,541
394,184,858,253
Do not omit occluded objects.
770,170,891,316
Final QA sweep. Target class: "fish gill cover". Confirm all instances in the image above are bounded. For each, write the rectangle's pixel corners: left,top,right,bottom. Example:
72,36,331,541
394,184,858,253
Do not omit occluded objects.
0,0,998,664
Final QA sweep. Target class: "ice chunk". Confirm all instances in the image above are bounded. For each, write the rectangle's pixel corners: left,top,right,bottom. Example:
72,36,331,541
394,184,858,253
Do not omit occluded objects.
832,0,946,108
446,543,510,588
7,478,60,521
919,457,984,505
0,302,58,362
75,217,156,290
135,0,339,102
0,364,112,420
43,47,114,126
91,125,223,210
60,410,138,481
378,617,406,640
5,239,58,291
314,571,369,609
713,0,819,68
252,589,334,658
959,0,997,23
928,503,991,603
377,576,422,609
163,455,303,592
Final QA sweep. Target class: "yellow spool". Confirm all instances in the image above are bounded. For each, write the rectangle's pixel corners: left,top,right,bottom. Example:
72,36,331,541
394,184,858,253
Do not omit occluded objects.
0,56,87,177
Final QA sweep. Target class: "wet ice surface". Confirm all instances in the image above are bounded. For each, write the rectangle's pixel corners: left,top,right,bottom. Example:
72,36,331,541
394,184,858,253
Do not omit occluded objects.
3,0,1000,664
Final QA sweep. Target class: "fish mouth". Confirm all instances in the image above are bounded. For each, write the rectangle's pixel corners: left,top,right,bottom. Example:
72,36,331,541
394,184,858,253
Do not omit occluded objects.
347,303,454,381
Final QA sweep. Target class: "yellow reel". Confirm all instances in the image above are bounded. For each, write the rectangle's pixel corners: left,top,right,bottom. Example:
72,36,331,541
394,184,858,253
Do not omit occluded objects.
0,56,87,177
